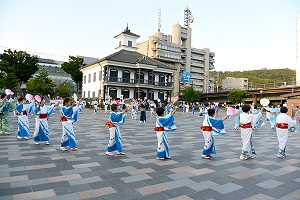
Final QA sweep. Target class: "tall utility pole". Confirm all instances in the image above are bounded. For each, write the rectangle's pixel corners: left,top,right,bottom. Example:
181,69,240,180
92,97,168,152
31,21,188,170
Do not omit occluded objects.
292,77,294,93
216,71,219,93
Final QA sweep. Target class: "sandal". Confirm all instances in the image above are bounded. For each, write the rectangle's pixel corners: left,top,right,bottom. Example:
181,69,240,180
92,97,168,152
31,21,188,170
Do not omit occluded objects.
60,147,67,151
117,152,125,155
70,148,78,151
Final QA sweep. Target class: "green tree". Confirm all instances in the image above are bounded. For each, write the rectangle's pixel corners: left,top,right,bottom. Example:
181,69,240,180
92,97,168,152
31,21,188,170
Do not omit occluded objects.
56,81,72,98
26,72,56,96
227,90,248,104
0,72,19,91
0,49,39,86
182,86,201,102
0,60,19,91
61,56,84,89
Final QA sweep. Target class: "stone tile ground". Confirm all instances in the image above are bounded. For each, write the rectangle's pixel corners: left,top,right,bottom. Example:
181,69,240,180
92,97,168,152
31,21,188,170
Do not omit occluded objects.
0,108,299,200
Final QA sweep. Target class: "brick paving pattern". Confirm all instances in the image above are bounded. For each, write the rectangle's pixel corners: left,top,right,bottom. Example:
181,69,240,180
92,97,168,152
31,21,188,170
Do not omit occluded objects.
0,108,299,200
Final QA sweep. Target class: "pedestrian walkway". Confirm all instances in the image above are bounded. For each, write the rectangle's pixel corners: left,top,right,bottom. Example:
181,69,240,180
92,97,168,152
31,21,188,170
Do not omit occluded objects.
0,109,299,200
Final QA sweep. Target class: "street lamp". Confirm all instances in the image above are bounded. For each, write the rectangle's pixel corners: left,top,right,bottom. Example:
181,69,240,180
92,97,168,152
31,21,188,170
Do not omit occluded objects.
260,90,262,99
292,77,294,93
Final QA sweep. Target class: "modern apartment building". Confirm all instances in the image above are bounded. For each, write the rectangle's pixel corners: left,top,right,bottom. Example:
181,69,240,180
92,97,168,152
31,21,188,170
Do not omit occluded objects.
222,77,248,90
297,15,300,86
137,9,215,96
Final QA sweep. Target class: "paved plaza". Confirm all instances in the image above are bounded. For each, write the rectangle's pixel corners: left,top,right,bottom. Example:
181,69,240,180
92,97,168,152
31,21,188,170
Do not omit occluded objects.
0,108,300,200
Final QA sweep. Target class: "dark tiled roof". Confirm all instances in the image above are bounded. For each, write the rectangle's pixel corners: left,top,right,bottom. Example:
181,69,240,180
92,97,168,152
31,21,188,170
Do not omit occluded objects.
81,50,175,71
114,26,140,38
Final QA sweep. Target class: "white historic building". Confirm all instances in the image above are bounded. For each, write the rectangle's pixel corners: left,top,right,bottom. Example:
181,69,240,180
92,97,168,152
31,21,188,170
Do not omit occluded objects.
80,26,175,101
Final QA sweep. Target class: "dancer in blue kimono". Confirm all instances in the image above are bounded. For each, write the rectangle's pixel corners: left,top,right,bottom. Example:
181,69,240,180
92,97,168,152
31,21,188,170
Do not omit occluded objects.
270,105,279,129
155,107,176,160
251,105,264,129
105,104,129,156
60,98,81,151
234,105,242,130
201,108,228,159
165,102,173,115
33,97,56,145
16,97,34,140
192,103,195,115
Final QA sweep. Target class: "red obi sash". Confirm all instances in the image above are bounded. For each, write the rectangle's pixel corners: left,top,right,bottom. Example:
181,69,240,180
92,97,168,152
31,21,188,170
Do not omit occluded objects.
239,122,252,128
39,114,47,119
154,127,165,131
18,110,27,116
105,121,115,128
276,123,288,129
201,126,213,131
60,116,67,122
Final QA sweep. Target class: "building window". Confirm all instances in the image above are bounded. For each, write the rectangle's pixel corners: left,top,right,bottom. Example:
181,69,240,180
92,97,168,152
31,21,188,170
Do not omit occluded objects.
109,88,117,99
159,75,165,86
149,73,154,85
93,72,96,82
88,91,90,98
119,41,121,47
83,91,85,98
135,72,144,84
122,70,130,83
92,91,95,98
128,40,132,47
88,74,91,83
122,89,129,98
99,71,102,81
109,69,118,82
84,75,86,84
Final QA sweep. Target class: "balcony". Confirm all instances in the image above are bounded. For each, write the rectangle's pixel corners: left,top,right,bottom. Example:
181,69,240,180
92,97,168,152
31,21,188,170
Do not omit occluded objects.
103,77,172,88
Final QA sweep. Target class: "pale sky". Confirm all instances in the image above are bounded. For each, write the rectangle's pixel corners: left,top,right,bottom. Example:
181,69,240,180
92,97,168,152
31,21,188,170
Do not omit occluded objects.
0,0,299,72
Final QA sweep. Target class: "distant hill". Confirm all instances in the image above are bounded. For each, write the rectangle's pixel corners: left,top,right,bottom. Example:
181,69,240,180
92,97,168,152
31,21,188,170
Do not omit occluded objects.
210,68,296,88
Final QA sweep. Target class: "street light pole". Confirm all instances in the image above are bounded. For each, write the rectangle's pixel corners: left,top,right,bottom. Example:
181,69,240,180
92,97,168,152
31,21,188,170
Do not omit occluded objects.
260,90,262,99
292,77,294,93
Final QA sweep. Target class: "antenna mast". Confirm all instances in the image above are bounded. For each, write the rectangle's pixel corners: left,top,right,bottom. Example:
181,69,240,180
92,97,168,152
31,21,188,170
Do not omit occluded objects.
184,7,194,27
158,9,161,32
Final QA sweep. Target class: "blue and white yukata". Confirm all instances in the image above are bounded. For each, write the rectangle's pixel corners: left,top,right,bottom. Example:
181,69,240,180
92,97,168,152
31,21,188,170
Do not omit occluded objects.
91,101,98,114
192,104,195,115
251,109,264,129
131,103,138,119
239,111,262,160
155,114,177,159
16,103,34,139
33,105,55,143
234,108,242,130
275,113,296,158
60,105,79,149
165,105,173,115
106,112,126,154
201,115,225,157
270,107,279,128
